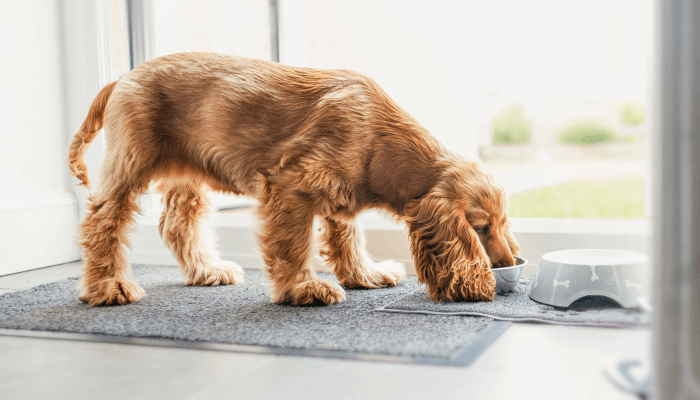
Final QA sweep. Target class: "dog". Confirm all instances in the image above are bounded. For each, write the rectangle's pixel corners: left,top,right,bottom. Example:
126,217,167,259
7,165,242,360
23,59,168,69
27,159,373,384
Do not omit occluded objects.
68,52,519,306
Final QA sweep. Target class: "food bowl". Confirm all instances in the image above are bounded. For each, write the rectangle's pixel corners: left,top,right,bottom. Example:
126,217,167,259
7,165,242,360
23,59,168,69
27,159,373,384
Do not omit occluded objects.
529,249,649,308
493,256,527,294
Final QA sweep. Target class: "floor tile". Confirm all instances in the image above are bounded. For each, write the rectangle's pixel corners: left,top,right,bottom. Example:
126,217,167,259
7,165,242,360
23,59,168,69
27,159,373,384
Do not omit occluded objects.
187,348,639,400
0,336,272,400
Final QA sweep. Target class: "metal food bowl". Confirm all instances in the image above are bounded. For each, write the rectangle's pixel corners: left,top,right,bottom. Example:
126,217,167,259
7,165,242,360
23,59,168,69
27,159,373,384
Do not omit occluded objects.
493,256,527,294
529,249,649,308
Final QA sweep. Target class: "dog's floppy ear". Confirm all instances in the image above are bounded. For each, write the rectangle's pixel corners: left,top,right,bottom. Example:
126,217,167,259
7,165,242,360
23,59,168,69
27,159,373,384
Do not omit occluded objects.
404,190,495,302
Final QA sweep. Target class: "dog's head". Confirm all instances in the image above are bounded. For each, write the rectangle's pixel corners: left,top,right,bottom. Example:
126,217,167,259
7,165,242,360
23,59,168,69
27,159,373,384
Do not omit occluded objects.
404,161,519,302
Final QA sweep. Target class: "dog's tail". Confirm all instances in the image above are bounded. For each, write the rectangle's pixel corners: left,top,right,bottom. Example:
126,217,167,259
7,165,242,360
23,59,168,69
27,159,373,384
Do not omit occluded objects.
68,81,119,190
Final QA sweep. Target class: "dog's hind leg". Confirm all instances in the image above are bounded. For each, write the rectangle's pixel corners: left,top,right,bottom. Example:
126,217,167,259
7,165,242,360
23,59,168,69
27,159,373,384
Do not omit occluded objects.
257,186,346,305
159,183,244,286
320,217,406,289
78,161,148,306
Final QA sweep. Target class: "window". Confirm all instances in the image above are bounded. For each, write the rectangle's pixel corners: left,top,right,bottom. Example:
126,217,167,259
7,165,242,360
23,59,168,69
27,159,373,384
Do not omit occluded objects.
301,1,652,221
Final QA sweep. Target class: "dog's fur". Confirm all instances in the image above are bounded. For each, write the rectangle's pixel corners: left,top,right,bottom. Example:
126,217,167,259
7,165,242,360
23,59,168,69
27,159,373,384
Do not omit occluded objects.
68,52,519,306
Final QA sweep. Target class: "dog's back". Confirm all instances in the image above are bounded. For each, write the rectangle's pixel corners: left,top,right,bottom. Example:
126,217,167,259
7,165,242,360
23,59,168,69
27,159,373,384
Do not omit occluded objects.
102,53,376,195
90,52,444,208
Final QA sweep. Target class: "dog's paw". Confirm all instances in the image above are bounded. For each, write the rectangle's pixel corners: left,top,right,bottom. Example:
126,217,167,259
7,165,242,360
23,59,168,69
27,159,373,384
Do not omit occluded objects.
274,279,346,306
186,260,244,286
79,278,145,306
442,270,496,302
340,260,406,289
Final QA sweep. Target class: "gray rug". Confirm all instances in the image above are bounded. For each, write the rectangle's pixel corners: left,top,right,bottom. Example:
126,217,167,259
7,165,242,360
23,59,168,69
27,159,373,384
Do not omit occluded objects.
0,265,510,366
375,276,649,328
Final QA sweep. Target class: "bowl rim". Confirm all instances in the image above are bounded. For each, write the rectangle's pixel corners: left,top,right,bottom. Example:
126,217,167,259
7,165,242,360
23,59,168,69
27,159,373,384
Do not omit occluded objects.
541,249,647,266
492,256,528,271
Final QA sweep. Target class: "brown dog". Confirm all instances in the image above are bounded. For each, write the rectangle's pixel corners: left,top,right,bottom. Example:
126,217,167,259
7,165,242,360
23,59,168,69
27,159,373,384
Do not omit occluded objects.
68,52,519,306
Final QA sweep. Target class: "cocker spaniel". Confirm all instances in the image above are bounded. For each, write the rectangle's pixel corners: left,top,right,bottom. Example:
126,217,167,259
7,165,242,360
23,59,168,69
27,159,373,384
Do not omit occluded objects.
68,52,519,306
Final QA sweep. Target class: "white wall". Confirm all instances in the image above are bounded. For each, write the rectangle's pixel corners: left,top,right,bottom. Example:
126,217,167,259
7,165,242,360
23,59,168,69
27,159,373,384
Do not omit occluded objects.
0,0,81,275
0,1,71,197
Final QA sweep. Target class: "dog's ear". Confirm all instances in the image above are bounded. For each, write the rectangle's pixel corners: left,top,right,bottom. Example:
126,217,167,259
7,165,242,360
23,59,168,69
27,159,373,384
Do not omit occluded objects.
404,192,495,302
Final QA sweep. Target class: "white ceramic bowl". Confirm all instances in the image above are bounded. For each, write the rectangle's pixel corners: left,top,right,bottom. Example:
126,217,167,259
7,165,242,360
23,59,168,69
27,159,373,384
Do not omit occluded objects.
529,249,649,308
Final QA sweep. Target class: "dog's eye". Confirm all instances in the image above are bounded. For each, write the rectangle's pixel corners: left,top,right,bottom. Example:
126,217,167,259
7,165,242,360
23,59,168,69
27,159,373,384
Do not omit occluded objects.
475,225,490,234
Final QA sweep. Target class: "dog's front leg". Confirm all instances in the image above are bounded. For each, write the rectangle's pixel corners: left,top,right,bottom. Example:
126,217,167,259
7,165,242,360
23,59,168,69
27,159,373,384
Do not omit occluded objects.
320,217,406,288
258,190,346,305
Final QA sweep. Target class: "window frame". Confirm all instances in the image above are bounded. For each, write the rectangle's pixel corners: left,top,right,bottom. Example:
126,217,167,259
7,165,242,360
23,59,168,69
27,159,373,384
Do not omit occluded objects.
654,0,700,396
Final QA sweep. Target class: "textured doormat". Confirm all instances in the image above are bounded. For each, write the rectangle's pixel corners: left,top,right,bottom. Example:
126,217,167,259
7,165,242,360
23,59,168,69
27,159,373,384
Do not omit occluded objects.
0,266,510,366
375,276,649,328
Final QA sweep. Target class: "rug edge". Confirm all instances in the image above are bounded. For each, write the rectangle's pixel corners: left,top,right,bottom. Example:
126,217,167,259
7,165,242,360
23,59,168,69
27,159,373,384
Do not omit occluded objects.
0,325,512,367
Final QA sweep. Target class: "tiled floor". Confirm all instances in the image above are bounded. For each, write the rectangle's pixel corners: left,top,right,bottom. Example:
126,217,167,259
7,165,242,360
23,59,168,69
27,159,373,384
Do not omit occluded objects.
0,262,649,400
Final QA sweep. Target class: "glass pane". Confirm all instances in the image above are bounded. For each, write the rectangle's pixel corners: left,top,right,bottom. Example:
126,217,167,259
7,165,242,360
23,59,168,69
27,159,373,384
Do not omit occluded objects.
108,0,130,80
303,0,652,219
153,0,272,60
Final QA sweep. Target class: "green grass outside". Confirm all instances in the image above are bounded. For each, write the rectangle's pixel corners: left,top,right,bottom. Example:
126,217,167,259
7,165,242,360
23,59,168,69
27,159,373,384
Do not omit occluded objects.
556,121,618,145
507,177,646,219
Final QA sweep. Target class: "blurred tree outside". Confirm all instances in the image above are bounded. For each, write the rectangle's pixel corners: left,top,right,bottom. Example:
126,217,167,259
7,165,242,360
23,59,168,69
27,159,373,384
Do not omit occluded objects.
556,120,618,145
492,108,531,144
621,104,646,125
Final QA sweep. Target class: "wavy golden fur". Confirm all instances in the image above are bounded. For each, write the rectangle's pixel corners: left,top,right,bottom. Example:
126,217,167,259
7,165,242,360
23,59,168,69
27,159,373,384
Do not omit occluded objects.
68,52,519,306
